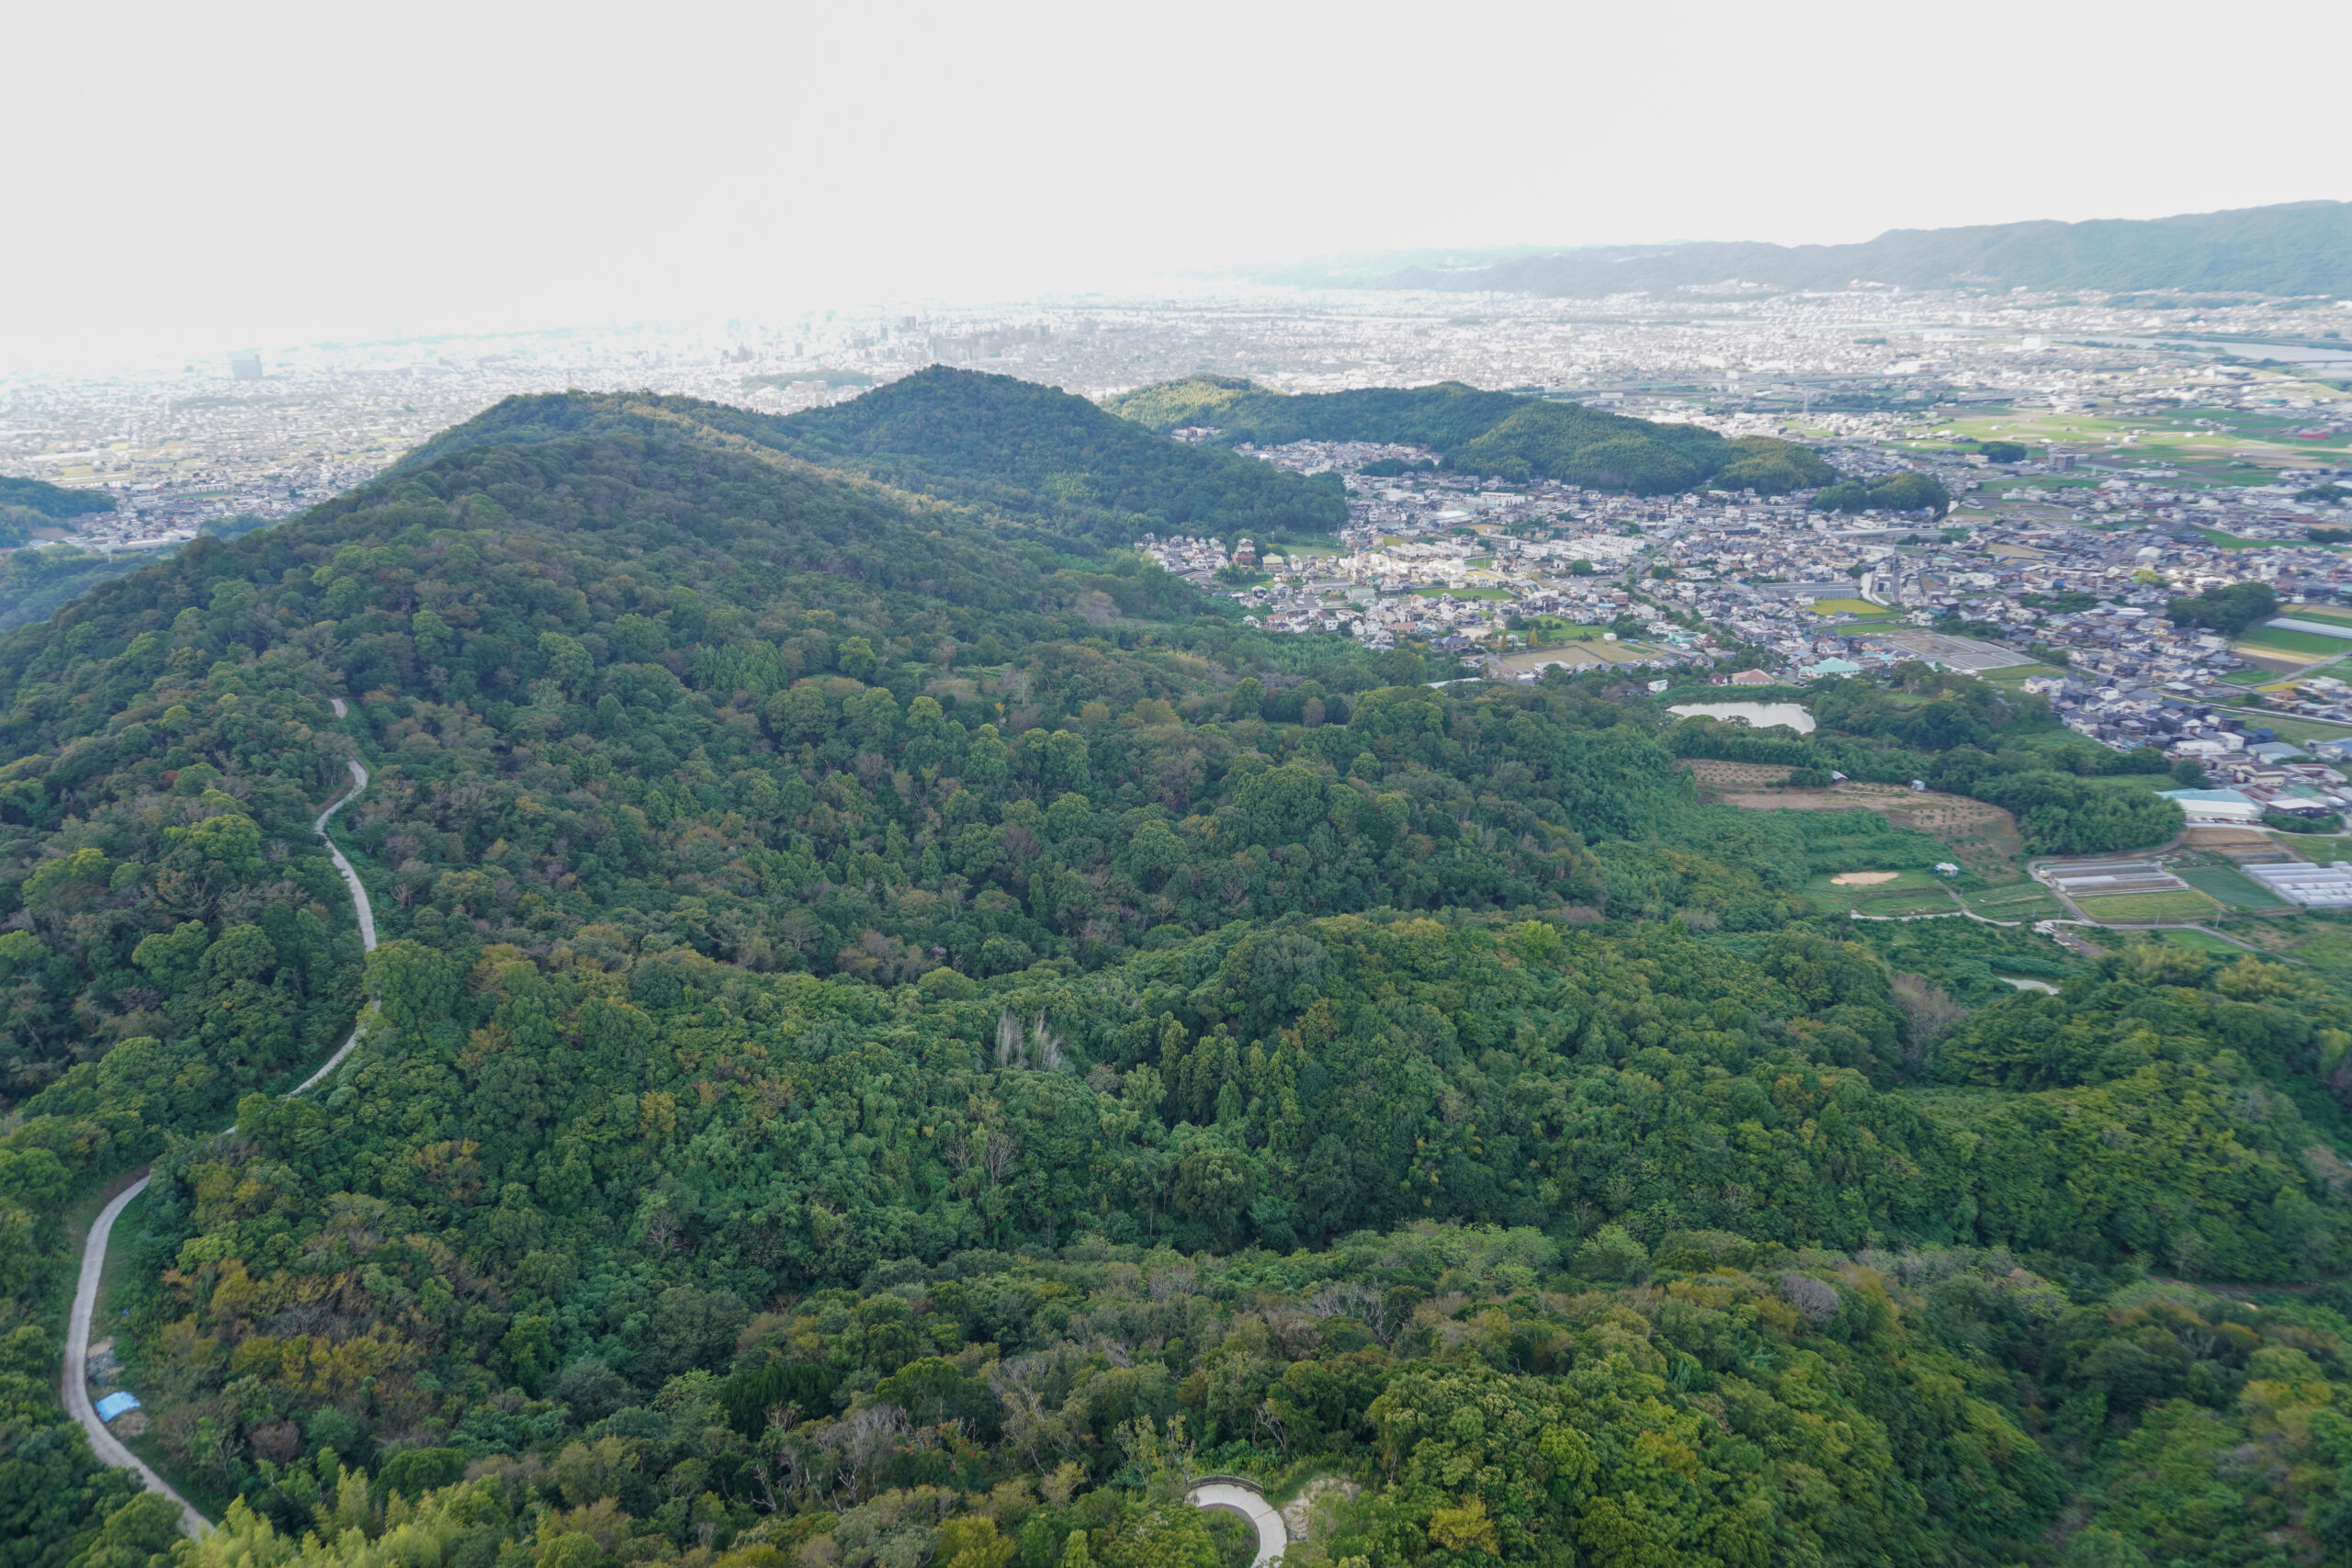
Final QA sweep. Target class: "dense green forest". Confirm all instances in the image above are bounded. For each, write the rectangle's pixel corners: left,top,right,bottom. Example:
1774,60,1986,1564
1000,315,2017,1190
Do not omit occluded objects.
0,479,117,551
0,545,169,631
3,376,2349,1568
0,476,119,520
2167,581,2280,638
399,371,1346,551
1811,472,1952,518
1101,379,1835,497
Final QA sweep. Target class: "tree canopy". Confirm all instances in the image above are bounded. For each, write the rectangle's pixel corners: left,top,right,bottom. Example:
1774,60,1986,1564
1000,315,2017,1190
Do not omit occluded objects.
0,475,118,519
1811,472,1952,518
2165,581,2279,638
1102,380,1834,497
0,378,2343,1568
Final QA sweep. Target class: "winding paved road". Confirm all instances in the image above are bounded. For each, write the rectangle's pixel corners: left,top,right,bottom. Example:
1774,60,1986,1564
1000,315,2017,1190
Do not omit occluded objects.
291,754,376,1093
62,701,378,1536
1187,1479,1289,1566
63,1179,206,1536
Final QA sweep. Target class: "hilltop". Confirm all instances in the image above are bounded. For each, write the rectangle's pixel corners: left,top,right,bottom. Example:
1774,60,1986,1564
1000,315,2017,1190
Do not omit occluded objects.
1395,198,2352,298
399,367,1346,547
1104,376,1835,493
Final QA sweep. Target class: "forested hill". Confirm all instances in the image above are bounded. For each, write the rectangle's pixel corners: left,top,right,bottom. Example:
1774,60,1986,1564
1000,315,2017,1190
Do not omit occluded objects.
1103,377,1834,495
0,474,118,519
774,367,1346,542
0,473,117,550
400,369,1347,547
7,384,2352,1568
1396,198,2352,299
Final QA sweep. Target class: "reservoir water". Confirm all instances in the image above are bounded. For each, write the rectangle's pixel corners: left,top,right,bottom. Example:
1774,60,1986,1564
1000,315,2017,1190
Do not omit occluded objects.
1668,701,1815,734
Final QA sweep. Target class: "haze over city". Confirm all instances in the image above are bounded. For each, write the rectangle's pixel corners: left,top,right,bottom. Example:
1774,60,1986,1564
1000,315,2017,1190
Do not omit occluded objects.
7,0,2347,365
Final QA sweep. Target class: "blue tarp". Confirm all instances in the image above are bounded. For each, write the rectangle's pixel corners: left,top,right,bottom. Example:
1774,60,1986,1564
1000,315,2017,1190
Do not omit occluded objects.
94,1391,141,1421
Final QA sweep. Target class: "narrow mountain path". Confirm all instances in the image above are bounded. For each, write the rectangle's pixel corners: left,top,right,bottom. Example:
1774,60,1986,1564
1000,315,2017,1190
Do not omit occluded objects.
1187,1478,1289,1566
62,697,379,1536
291,752,376,1092
62,1179,206,1536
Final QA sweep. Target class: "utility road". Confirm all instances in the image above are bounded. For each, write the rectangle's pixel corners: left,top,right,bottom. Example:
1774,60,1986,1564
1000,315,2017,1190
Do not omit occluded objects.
1187,1478,1289,1566
63,705,377,1535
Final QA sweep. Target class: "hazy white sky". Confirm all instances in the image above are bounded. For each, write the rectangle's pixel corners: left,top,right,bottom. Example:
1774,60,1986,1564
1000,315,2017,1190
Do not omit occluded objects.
6,0,2345,370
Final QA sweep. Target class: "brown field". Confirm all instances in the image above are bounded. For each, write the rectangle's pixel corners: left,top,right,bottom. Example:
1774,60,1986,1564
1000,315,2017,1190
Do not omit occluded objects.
1697,776,2028,877
1494,641,1665,673
1684,760,1795,789
2186,826,2272,848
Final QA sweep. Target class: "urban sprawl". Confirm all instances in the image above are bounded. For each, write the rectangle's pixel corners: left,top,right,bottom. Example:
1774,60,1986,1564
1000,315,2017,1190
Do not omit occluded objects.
8,283,2352,829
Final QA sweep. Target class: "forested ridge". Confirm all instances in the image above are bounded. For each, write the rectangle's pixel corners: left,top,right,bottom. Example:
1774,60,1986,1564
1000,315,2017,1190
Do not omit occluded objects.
4,376,2352,1568
0,476,117,551
396,371,1347,551
1099,379,1834,498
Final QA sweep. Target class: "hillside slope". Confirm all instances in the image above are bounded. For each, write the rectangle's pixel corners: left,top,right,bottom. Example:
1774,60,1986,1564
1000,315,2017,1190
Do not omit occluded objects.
401,369,1347,547
0,474,117,521
1403,199,2352,298
3,381,2351,1568
1105,377,1834,494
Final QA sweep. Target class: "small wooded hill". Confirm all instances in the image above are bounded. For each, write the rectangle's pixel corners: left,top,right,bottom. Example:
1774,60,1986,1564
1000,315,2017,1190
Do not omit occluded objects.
0,474,118,551
1103,376,1834,495
403,369,1346,547
775,367,1346,541
0,475,117,519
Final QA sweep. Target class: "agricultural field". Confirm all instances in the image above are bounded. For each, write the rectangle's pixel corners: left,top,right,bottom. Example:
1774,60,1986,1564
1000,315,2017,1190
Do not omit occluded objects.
1804,869,1959,919
1859,889,1966,918
1491,639,1668,674
2236,626,2352,658
2265,832,2352,864
2071,888,2223,923
1976,663,2067,687
1884,401,2351,466
1683,759,1795,794
2153,927,2251,955
1961,882,2066,920
2188,528,2294,550
2209,708,2352,742
2174,863,2294,912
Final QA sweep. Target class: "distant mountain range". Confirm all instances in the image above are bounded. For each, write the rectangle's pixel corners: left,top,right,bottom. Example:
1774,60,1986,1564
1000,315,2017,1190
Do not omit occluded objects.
1370,200,2352,299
